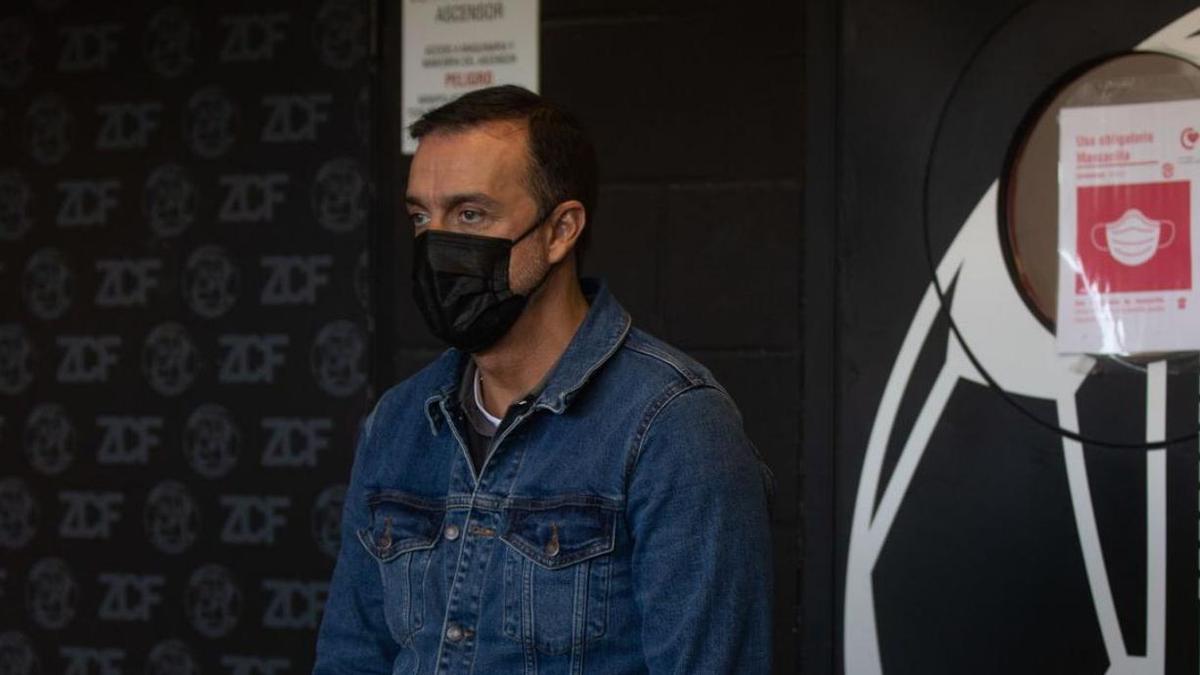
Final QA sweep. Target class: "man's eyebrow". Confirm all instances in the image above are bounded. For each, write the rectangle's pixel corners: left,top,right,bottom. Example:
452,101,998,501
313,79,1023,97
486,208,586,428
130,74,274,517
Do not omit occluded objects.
404,193,501,210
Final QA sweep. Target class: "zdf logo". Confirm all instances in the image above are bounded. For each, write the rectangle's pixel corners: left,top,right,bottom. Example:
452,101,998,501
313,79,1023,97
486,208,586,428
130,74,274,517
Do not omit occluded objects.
95,257,162,307
260,94,330,143
56,178,120,227
56,335,121,384
96,415,161,465
59,23,123,72
219,173,288,223
97,573,164,622
96,102,163,151
220,13,289,62
219,495,289,545
218,334,288,384
58,490,123,540
260,255,331,305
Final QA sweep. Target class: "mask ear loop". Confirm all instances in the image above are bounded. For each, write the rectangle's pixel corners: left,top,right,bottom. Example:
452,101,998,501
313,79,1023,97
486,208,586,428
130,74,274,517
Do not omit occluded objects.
510,202,562,299
511,202,558,245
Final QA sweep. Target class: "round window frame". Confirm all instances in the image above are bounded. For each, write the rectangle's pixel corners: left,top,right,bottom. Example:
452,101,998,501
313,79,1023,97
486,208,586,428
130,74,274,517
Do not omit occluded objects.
923,49,1200,449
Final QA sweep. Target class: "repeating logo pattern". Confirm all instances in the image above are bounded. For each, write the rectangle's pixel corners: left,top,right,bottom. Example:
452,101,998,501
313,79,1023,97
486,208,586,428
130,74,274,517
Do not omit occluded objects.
184,87,238,158
144,164,199,237
25,94,72,165
0,631,39,675
311,157,368,233
310,484,346,559
0,172,33,240
141,323,199,396
0,2,372,671
185,565,240,639
145,640,201,675
183,404,241,479
0,324,34,395
23,403,74,475
22,248,73,319
144,481,201,555
0,479,37,550
26,558,76,630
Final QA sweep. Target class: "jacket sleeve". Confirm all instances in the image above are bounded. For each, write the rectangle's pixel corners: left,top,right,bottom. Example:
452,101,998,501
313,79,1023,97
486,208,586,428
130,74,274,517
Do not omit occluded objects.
313,405,400,673
625,384,775,674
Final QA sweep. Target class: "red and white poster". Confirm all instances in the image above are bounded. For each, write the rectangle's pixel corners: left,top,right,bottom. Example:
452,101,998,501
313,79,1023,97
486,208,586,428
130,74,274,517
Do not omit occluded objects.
1057,99,1200,354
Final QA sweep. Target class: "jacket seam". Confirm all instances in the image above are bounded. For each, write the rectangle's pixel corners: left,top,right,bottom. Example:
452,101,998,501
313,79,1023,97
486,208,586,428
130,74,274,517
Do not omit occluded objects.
622,341,704,386
622,380,709,494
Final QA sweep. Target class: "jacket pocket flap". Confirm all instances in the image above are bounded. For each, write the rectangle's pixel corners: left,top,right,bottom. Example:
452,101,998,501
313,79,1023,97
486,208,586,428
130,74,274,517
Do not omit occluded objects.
501,503,616,570
356,492,445,563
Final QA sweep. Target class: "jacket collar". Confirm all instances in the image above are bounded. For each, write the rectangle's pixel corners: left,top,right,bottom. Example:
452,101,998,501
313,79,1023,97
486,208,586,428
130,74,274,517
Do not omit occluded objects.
423,278,631,433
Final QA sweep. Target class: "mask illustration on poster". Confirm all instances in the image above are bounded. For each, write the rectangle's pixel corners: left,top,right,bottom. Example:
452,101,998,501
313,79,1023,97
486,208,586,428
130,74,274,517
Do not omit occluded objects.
1090,208,1176,267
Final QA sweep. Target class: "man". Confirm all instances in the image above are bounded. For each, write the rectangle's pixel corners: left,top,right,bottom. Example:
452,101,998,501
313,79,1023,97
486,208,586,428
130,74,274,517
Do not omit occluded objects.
314,85,774,674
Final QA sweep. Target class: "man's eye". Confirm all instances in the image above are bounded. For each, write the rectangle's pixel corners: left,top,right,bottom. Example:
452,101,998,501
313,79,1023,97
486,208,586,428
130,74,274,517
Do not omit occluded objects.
460,209,482,224
409,213,430,228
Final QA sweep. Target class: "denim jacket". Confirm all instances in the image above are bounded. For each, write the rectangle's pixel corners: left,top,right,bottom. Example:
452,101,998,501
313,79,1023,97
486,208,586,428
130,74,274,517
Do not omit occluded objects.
314,279,774,674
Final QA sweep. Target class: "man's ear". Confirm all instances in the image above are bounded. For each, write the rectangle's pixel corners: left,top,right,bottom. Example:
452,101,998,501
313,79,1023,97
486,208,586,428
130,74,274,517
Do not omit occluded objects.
545,200,586,265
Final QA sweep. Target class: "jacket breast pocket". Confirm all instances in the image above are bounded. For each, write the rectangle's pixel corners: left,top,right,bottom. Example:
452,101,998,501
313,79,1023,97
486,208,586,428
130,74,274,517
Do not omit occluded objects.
500,502,616,655
356,492,445,645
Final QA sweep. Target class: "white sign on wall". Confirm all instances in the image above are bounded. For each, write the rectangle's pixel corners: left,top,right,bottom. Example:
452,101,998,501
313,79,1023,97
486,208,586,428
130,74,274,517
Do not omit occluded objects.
1057,98,1200,354
402,0,539,154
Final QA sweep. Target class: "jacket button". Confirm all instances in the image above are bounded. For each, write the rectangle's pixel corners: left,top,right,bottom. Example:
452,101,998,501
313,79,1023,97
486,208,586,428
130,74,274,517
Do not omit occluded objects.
446,623,464,642
444,524,460,541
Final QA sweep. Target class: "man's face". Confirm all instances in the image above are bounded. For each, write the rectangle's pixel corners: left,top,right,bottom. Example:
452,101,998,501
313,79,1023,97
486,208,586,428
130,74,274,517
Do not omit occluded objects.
405,121,550,294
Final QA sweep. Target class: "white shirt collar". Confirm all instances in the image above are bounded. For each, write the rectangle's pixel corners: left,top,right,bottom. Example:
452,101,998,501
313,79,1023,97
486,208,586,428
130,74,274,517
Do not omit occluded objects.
473,367,503,427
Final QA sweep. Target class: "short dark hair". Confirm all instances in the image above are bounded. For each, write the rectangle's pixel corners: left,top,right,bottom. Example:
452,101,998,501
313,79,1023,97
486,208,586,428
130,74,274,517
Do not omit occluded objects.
409,85,597,267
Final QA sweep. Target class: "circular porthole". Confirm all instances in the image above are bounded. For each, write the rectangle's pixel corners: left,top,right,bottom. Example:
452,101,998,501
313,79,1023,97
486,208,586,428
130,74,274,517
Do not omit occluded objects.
923,49,1200,447
1001,51,1200,330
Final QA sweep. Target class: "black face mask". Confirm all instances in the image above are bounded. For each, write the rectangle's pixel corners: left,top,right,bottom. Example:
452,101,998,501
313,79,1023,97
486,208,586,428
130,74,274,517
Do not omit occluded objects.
411,220,548,353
